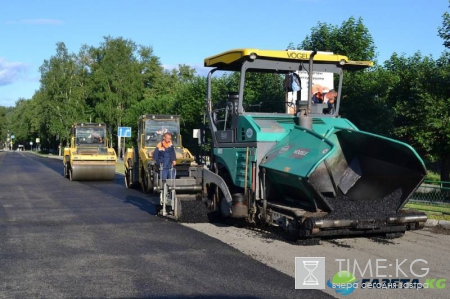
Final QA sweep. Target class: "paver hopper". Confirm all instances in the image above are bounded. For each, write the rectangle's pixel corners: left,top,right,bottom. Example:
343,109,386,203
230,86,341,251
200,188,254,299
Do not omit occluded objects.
259,126,427,237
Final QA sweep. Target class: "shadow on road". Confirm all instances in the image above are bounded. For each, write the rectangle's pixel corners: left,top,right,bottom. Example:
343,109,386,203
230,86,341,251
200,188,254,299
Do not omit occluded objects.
85,296,261,299
124,194,160,215
27,153,163,217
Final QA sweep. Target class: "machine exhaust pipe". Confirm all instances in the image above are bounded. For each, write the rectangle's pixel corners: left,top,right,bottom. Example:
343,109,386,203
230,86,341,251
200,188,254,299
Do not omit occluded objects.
306,50,317,116
298,50,317,130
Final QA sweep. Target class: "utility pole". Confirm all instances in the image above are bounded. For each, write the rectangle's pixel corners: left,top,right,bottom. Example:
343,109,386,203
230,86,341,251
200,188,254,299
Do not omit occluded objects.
6,130,10,150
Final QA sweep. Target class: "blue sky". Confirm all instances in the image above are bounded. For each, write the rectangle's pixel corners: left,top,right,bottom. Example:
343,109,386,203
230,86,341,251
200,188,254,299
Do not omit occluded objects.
0,0,448,107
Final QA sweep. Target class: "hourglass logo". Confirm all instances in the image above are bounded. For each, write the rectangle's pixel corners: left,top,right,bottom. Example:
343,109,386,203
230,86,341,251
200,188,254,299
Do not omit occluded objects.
295,257,325,289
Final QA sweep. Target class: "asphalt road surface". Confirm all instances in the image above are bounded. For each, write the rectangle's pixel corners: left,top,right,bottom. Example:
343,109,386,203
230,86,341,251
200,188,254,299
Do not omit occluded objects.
0,152,334,299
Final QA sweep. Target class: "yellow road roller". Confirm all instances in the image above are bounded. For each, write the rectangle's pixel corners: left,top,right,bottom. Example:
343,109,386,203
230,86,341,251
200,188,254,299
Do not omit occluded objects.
63,123,117,181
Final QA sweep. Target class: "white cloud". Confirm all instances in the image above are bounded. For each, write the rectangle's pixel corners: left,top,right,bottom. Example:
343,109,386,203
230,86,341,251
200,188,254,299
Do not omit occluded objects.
0,58,29,86
5,18,63,25
162,64,178,71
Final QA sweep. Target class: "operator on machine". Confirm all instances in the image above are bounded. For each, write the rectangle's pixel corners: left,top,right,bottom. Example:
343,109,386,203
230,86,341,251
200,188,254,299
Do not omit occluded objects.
153,132,176,179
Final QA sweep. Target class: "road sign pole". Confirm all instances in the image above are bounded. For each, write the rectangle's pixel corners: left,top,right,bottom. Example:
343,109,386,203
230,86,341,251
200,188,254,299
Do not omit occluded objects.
118,131,121,159
117,127,131,160
122,137,125,160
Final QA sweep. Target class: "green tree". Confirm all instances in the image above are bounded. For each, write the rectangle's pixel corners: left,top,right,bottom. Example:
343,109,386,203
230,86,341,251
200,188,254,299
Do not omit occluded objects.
31,90,58,151
438,1,450,49
383,2,450,181
0,106,7,146
6,98,39,148
123,64,199,148
291,17,385,133
241,72,285,113
38,42,88,147
88,36,144,137
173,75,206,152
139,45,169,99
383,51,450,181
294,17,375,61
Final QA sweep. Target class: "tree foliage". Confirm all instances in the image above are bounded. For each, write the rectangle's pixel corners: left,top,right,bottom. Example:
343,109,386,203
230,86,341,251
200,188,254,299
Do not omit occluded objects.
88,37,145,131
293,17,376,61
384,52,450,180
38,42,88,145
0,106,7,146
438,1,450,49
291,17,385,133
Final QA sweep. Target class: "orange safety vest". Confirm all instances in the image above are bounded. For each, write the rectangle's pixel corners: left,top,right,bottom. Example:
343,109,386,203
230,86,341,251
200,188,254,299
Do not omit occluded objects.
156,140,172,151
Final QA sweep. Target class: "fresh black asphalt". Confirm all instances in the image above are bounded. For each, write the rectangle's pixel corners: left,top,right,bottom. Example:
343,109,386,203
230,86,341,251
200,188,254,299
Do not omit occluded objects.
0,151,335,298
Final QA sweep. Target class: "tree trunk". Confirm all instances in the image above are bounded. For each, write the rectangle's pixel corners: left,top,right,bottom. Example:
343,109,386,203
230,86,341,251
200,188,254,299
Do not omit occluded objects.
440,155,450,184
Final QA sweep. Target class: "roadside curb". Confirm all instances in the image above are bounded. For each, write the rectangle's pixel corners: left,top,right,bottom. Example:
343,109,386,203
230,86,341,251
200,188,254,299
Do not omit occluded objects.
439,220,450,230
44,154,63,160
425,219,439,227
425,219,450,229
27,151,63,160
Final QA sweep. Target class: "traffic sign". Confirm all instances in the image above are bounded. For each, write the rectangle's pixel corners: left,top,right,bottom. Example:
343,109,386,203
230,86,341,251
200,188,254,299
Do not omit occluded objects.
118,127,131,137
11,135,15,139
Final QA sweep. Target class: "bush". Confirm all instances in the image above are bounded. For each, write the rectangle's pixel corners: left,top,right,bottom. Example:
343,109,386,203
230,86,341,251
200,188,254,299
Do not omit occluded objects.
426,170,441,182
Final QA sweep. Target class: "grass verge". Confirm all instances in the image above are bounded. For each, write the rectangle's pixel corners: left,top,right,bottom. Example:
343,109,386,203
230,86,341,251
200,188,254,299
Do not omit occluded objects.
404,202,450,221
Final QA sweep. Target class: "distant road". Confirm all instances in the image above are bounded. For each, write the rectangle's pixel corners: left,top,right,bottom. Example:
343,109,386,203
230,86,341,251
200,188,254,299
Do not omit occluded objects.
0,152,333,299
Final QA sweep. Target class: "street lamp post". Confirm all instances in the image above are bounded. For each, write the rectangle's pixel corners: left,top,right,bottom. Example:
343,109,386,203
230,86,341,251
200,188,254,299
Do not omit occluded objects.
6,130,10,150
10,133,14,150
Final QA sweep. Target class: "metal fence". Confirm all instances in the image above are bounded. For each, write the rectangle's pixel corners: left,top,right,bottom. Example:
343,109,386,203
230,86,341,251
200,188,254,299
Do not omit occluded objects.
410,180,450,204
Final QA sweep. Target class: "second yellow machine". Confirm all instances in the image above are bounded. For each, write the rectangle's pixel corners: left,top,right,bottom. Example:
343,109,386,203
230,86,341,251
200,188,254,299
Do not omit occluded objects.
124,114,196,192
124,114,232,222
63,123,117,181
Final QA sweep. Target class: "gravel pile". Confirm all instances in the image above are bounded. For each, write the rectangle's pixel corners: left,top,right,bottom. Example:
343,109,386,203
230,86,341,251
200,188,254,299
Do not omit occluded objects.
369,237,397,245
295,238,321,246
249,226,322,246
178,199,210,223
431,225,450,235
325,188,403,220
326,239,352,248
